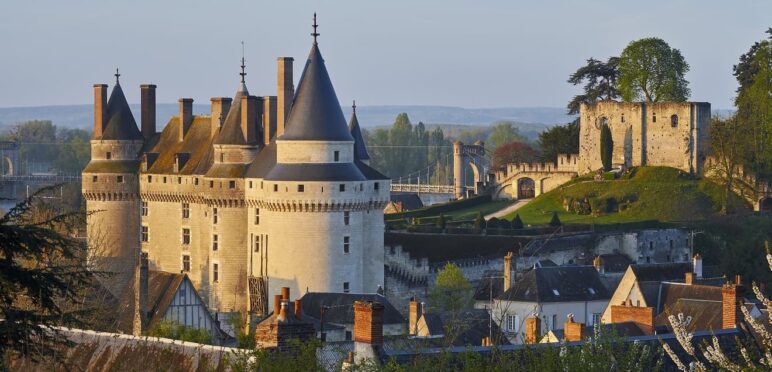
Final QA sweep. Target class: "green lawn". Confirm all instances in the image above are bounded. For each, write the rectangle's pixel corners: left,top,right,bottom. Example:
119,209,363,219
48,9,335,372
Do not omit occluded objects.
504,166,749,225
441,200,514,221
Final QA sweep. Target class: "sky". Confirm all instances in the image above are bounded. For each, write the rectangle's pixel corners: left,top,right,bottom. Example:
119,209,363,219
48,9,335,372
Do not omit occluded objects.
0,0,769,110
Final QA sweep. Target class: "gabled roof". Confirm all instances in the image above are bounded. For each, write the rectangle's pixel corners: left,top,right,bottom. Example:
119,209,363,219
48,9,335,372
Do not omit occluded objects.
100,83,143,141
499,266,610,303
280,43,354,142
349,108,370,160
214,83,249,145
298,292,406,325
630,262,692,282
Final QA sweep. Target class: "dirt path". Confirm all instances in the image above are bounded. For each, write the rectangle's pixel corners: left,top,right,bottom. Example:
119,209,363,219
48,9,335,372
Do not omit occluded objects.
484,199,532,220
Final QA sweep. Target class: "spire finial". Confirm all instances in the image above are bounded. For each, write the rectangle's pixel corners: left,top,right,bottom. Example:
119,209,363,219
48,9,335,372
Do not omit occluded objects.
352,100,356,114
311,13,320,44
115,68,121,84
239,41,247,83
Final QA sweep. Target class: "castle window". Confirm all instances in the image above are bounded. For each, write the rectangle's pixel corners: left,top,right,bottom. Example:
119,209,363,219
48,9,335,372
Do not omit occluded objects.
669,240,674,249
148,175,152,183
163,177,167,184
194,178,199,186
343,236,350,254
671,115,678,127
649,242,653,251
298,184,304,192
254,235,260,252
141,226,148,242
106,152,112,160
254,208,260,225
117,176,124,183
182,255,190,272
220,153,224,163
273,184,278,192
92,176,98,183
334,151,340,162
212,208,218,224
339,184,345,192
209,181,214,188
344,211,350,225
343,282,350,293
652,113,657,123
212,234,218,251
182,228,190,245
249,181,253,189
374,182,379,191
177,177,182,184
213,263,219,282
261,181,264,189
621,113,625,123
229,180,236,189
359,183,363,191
141,201,148,216
182,203,190,219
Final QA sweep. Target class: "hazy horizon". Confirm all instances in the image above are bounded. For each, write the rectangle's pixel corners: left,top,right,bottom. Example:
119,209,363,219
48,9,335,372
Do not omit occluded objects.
0,0,768,110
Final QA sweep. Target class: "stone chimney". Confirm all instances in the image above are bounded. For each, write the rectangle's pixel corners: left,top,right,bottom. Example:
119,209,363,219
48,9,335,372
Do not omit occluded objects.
563,314,584,342
408,296,422,336
262,96,277,145
241,95,259,144
276,57,294,136
693,254,703,279
294,299,302,320
353,301,385,364
593,255,604,274
610,303,654,335
140,84,156,140
178,98,193,141
685,272,694,285
722,284,739,329
210,97,232,138
525,314,541,344
504,252,515,291
93,84,108,139
254,292,315,351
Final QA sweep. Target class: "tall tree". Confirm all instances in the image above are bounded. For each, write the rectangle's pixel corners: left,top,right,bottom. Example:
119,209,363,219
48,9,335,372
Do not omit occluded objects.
600,124,613,171
537,119,580,163
567,57,620,114
618,38,690,102
428,263,473,346
707,116,754,214
486,121,526,151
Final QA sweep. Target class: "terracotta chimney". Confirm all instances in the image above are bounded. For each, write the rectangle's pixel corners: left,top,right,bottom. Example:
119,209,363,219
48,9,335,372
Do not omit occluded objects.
93,84,108,139
281,287,290,301
504,252,515,290
210,97,232,138
408,297,422,336
563,314,584,342
277,300,288,322
722,284,739,329
273,294,282,315
525,314,541,344
276,57,294,136
610,303,654,335
178,98,193,141
262,96,277,145
241,95,259,144
735,275,742,286
354,301,384,345
294,299,302,320
685,272,694,285
693,254,703,279
593,256,604,274
140,84,156,140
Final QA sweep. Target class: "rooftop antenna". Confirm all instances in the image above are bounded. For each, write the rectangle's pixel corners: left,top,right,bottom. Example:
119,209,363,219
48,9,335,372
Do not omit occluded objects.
240,41,247,83
115,68,121,84
311,13,320,44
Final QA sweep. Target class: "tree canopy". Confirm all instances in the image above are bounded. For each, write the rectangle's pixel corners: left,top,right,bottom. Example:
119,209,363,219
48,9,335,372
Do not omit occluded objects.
567,57,620,115
618,37,690,102
537,119,579,163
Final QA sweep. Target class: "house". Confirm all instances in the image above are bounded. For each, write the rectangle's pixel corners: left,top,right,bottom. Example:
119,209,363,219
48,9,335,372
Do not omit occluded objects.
297,292,406,342
490,265,611,344
408,297,509,346
384,193,424,214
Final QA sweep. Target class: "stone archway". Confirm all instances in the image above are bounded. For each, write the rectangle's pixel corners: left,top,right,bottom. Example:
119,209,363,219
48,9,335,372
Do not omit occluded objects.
1,157,12,176
517,177,535,199
760,197,772,212
453,141,489,199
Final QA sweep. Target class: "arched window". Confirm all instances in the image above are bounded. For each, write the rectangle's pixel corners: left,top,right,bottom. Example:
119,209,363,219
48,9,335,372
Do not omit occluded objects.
671,115,678,127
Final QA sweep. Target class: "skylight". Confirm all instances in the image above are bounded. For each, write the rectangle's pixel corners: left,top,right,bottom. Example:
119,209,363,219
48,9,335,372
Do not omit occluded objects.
552,289,560,296
588,288,596,295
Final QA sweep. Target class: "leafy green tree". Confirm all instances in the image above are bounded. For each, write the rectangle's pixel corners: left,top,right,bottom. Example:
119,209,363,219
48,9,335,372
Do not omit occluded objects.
147,320,212,344
618,37,690,102
567,57,620,115
707,116,754,214
549,211,561,227
491,141,539,170
486,121,526,151
537,119,580,163
600,124,613,171
429,263,473,345
511,213,524,229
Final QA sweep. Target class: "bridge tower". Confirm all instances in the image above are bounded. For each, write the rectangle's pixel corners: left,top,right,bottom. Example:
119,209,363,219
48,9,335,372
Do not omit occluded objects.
453,140,488,199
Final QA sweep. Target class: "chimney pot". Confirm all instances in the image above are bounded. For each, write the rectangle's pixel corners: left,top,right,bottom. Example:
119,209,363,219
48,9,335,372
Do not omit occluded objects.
735,275,742,286
525,314,541,344
685,272,694,285
281,287,290,301
722,284,739,329
294,299,302,320
693,254,703,279
273,294,282,316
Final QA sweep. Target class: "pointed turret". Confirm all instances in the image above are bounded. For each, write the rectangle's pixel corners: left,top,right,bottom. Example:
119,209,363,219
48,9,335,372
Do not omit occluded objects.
214,82,249,145
100,72,143,141
349,101,370,163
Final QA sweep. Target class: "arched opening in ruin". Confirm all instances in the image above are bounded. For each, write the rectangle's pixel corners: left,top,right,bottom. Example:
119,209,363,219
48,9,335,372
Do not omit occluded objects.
517,177,535,199
760,197,772,212
1,157,13,176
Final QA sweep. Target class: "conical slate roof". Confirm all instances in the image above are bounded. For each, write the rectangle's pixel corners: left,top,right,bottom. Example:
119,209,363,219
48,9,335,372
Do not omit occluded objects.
348,107,370,161
214,82,249,145
101,83,143,141
280,43,354,142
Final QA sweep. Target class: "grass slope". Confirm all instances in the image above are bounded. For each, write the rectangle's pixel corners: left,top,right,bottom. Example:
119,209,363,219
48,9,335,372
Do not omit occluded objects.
505,166,748,225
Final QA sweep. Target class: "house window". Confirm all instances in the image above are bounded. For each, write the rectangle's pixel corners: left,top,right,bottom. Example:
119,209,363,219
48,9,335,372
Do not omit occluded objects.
117,175,124,183
212,208,218,224
649,242,654,251
213,263,219,282
212,234,218,251
506,314,519,332
339,184,345,192
92,176,98,182
141,226,148,242
182,255,190,272
343,282,350,293
261,181,264,189
298,184,304,192
182,203,190,219
374,182,379,191
254,208,260,225
592,313,601,325
669,240,674,249
671,115,678,127
229,180,236,189
344,211,350,225
254,235,261,252
273,184,278,192
551,315,557,330
147,175,152,183
343,236,350,254
141,201,148,216
334,151,340,162
220,153,224,162
106,151,112,160
182,228,190,245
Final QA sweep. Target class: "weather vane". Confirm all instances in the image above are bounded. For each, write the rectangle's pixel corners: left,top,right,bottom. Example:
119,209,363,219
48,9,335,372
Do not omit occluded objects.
352,100,356,114
311,13,320,43
240,41,247,83
115,68,120,84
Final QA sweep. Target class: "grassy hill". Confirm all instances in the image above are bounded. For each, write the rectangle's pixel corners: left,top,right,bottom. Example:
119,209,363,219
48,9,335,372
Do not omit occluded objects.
505,166,749,225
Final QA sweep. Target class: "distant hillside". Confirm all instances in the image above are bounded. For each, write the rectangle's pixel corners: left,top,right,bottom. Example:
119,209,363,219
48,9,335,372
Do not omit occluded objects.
506,167,749,225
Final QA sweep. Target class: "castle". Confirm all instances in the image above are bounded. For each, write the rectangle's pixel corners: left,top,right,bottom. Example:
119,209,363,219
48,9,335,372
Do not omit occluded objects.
82,21,390,316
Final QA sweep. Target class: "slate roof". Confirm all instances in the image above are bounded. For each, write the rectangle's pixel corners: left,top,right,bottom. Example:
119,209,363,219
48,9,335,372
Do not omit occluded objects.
356,160,389,180
298,293,406,326
499,266,610,303
630,262,692,282
349,109,370,161
264,162,366,181
521,233,596,256
548,321,647,341
417,309,510,347
213,82,250,145
99,83,143,141
280,43,354,142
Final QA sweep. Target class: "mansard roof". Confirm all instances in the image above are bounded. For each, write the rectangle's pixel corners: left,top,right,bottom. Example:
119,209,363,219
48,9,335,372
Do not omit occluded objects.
213,82,249,145
101,83,143,141
280,43,354,142
349,108,370,161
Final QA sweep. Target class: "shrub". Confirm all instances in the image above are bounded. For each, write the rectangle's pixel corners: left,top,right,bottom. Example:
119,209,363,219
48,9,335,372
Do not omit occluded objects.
147,320,212,345
602,172,616,180
549,212,562,226
511,214,524,229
